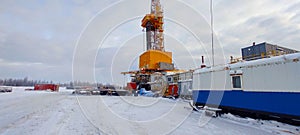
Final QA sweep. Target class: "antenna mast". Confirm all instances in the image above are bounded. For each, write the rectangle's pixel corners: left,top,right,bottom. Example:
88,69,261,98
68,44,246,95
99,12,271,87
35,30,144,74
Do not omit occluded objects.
210,0,215,66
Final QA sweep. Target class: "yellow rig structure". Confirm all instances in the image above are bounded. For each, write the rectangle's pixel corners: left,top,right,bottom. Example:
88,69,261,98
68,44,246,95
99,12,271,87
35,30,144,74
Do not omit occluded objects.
139,0,173,71
122,0,181,93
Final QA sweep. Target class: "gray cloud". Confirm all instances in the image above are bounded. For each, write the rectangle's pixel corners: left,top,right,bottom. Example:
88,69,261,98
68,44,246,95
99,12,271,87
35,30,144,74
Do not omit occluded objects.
0,0,119,82
0,0,299,84
215,0,300,58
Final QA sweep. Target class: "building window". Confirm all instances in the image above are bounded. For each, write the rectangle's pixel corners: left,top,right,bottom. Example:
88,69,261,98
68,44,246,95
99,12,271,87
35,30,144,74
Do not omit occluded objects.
173,76,178,82
232,76,242,88
167,77,172,82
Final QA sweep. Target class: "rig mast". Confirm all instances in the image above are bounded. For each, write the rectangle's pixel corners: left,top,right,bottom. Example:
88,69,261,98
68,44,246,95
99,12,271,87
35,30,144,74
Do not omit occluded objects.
141,0,164,51
138,0,173,71
122,0,177,92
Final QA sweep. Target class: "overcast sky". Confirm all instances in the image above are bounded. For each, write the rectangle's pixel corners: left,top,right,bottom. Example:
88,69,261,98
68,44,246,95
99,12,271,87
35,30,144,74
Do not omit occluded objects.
0,0,299,84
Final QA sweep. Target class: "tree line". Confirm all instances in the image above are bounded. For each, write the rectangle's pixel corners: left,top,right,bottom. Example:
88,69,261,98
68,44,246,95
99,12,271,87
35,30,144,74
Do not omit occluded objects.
0,77,54,86
0,77,115,88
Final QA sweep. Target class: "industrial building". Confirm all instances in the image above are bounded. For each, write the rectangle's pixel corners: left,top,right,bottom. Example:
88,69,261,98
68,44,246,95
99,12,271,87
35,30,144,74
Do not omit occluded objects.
241,42,299,61
178,71,193,99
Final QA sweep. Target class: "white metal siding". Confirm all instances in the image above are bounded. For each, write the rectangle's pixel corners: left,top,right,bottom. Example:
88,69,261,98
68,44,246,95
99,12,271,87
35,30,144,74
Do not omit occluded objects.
193,70,231,90
193,53,300,92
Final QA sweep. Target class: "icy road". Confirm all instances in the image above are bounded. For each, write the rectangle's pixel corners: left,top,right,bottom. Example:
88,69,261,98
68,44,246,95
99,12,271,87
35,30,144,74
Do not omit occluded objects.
0,87,298,135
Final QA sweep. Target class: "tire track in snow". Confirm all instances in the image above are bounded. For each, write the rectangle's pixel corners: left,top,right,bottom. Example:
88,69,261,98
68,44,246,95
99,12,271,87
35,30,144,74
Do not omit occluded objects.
0,93,66,134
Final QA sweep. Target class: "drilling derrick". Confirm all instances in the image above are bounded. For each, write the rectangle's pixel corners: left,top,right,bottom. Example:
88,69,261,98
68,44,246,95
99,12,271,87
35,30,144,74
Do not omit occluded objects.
140,0,174,71
141,0,164,51
122,0,176,92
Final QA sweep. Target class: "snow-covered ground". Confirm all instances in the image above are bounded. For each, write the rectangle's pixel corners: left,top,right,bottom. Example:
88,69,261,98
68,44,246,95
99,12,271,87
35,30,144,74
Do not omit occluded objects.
0,87,298,135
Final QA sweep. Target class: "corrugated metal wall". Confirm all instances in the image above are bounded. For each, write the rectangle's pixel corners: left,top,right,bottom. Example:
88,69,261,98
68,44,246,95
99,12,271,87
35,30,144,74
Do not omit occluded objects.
242,42,299,61
242,43,267,61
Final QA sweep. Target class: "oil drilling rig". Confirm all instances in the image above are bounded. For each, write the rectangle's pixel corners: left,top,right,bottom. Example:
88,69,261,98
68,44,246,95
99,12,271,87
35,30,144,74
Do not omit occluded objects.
122,0,181,95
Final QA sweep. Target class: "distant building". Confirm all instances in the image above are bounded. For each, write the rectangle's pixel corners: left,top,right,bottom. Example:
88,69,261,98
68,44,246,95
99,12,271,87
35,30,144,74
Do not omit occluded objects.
241,42,299,61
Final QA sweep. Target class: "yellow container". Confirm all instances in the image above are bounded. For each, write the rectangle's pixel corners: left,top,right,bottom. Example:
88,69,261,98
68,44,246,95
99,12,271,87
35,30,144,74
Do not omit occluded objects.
139,50,172,70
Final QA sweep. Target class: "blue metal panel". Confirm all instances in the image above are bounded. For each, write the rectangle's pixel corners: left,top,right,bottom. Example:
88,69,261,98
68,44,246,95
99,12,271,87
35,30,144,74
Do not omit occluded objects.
241,43,268,60
192,90,300,117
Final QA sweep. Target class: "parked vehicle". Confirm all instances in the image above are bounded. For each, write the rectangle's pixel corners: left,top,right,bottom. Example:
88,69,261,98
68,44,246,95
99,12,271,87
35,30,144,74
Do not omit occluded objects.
0,86,12,92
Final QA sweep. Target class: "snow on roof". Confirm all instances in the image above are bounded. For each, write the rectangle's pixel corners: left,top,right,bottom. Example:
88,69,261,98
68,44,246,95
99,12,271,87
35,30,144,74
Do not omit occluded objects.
165,70,187,75
230,52,300,69
194,53,300,74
